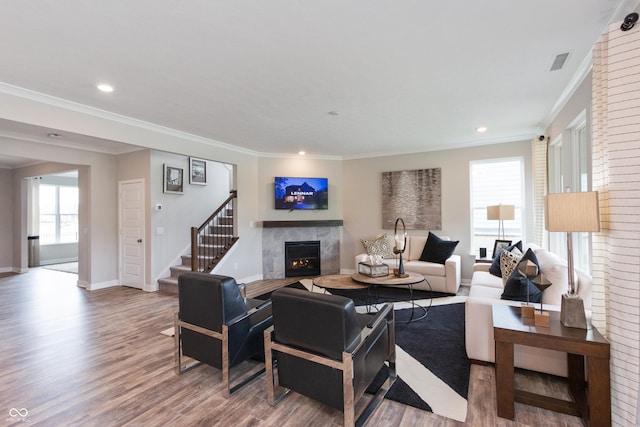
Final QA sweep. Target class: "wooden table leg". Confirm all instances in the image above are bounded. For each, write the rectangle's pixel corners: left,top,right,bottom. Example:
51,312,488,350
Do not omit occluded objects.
587,355,611,427
567,353,585,401
495,340,515,420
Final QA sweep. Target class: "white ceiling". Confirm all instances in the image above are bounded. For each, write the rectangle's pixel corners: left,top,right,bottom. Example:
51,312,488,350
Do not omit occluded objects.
0,0,636,164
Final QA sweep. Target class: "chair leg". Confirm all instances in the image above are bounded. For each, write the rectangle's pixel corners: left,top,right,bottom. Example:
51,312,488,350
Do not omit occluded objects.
222,325,230,397
355,362,396,427
342,353,355,427
220,326,266,397
264,328,290,405
264,328,276,405
174,313,181,375
174,315,204,375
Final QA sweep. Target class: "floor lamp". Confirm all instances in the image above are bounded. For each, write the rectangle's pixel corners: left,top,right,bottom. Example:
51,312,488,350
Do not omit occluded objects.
487,204,515,240
545,191,600,329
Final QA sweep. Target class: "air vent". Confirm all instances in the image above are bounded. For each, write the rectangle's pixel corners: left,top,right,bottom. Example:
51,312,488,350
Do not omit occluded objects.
550,52,570,71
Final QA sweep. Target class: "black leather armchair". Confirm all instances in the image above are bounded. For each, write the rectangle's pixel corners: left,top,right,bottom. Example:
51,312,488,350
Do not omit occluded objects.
174,273,273,396
264,288,396,427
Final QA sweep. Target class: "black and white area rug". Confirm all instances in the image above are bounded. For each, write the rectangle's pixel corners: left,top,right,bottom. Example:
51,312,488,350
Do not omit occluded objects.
294,279,470,422
167,279,470,422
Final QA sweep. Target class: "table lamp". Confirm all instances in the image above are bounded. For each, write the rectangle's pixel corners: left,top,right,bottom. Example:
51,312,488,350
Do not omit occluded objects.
487,204,515,239
545,190,600,329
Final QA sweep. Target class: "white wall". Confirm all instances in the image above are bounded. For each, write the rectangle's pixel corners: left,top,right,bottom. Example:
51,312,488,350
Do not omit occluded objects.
0,87,538,285
5,146,117,288
0,88,266,285
341,140,533,281
257,156,344,222
0,169,12,271
149,151,233,286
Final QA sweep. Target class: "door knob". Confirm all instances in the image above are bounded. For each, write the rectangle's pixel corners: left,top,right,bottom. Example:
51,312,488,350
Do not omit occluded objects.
137,239,142,243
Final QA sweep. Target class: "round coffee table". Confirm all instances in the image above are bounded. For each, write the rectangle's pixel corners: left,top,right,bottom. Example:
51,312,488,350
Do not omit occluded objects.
312,274,369,290
351,271,424,286
312,272,429,322
312,274,377,312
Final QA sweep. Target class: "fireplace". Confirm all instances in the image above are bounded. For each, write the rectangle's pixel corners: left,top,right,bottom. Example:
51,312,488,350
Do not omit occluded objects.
284,240,321,277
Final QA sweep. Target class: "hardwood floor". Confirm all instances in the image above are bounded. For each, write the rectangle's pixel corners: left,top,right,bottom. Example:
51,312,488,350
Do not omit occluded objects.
0,269,583,426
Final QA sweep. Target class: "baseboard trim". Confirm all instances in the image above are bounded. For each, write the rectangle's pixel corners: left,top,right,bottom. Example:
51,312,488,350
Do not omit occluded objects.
87,280,119,291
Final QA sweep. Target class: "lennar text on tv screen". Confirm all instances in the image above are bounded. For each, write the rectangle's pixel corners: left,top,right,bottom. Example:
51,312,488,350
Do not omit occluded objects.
274,177,328,210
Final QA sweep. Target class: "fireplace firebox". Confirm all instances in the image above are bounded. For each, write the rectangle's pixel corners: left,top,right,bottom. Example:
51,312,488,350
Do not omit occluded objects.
284,240,321,277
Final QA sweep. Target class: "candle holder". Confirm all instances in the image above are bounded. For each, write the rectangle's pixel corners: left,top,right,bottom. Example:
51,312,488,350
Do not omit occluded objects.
393,218,408,278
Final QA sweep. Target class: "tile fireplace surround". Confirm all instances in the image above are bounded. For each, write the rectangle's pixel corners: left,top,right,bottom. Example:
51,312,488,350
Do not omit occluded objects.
261,220,342,279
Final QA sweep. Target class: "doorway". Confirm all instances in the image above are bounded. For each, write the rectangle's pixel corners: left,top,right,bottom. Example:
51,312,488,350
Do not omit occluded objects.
26,170,80,269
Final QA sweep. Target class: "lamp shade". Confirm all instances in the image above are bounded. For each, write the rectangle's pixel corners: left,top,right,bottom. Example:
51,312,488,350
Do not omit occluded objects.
487,204,515,220
545,191,600,232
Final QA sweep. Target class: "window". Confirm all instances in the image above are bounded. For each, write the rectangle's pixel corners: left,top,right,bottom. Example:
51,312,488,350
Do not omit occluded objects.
548,137,564,255
470,158,524,254
574,122,591,272
39,184,79,244
548,112,593,273
548,137,563,193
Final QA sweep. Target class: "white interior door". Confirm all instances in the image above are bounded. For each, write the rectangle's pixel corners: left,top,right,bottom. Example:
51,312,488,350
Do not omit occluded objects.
119,180,145,289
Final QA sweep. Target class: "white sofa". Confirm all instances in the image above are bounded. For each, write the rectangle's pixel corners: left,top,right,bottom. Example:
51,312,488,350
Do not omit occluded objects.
465,244,592,377
355,235,461,294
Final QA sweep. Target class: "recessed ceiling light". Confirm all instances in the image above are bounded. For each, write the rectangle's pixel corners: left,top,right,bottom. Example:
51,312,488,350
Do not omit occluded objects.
97,83,114,93
476,126,488,133
298,151,306,155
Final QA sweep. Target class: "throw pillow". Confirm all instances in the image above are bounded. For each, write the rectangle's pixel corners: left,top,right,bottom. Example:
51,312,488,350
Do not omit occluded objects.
361,234,395,259
500,247,523,286
419,232,459,264
501,248,542,303
489,241,523,277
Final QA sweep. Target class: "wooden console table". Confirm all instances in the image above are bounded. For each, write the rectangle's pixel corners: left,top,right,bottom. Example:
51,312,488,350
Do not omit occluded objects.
492,304,610,426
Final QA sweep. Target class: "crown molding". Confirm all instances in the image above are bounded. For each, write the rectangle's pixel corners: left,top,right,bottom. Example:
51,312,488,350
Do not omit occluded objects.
0,82,260,157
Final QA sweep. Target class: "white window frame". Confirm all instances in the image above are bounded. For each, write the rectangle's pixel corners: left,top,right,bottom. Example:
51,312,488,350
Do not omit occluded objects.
548,136,564,257
547,110,593,273
469,157,525,255
571,113,592,273
39,184,79,245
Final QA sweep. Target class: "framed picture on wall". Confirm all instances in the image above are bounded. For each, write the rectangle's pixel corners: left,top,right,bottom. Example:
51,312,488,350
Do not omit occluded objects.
492,239,512,258
163,164,184,194
189,157,207,185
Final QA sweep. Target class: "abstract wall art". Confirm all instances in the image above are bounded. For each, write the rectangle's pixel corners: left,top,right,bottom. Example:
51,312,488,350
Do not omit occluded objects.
381,168,442,230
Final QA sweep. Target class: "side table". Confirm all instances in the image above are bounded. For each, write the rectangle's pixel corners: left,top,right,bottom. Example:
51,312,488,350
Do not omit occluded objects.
492,304,610,426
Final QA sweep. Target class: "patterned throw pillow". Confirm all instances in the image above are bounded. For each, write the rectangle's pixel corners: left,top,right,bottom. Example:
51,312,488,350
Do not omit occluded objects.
361,234,395,259
500,247,523,286
489,241,523,277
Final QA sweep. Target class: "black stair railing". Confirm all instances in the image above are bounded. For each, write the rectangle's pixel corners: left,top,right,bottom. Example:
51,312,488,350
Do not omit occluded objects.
191,190,238,273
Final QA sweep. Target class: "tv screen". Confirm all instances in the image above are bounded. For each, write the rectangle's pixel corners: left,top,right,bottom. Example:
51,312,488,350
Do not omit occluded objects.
275,177,328,210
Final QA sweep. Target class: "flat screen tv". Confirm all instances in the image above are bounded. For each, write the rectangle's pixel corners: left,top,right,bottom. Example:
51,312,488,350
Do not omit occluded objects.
275,176,328,210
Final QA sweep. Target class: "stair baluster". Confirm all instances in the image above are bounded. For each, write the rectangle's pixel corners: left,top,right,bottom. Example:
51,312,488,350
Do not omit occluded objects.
190,190,239,273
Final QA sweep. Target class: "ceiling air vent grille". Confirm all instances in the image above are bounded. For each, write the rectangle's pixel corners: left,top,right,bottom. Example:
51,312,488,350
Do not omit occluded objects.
550,52,570,71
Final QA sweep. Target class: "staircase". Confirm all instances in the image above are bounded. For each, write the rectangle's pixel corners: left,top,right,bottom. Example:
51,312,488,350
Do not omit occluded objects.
157,254,194,294
157,191,238,294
